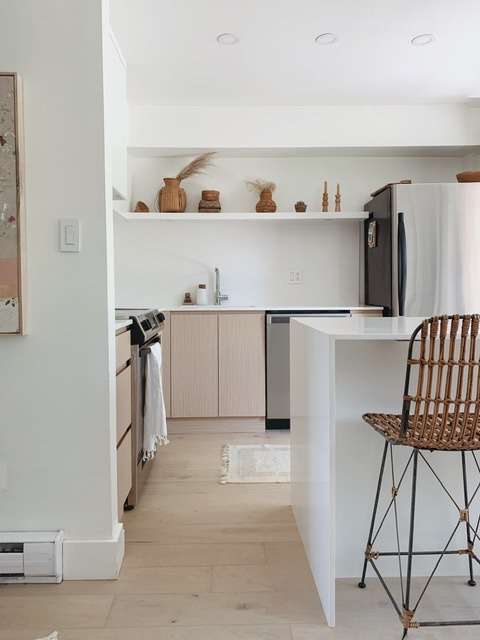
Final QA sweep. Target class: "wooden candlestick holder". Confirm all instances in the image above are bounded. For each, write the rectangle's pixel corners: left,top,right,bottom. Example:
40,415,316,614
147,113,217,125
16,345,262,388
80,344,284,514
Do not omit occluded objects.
335,183,341,213
322,181,329,212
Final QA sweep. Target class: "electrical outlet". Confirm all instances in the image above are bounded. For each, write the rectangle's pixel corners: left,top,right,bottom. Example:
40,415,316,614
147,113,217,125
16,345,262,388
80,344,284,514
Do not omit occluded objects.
288,270,304,285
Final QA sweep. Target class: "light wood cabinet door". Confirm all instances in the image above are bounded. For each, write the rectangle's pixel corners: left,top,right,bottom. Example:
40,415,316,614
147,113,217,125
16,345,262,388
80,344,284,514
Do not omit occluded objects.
161,312,171,418
171,313,219,418
218,313,266,417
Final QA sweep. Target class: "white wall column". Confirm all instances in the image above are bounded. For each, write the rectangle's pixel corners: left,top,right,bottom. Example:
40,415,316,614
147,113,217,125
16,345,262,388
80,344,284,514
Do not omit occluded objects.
0,0,121,578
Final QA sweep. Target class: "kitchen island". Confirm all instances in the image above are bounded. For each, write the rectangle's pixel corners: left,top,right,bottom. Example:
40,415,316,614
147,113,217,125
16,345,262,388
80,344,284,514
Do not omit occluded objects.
290,316,476,627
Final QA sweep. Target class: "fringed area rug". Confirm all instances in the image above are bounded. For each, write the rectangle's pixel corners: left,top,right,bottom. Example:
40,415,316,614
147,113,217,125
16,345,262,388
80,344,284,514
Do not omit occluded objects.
221,444,290,484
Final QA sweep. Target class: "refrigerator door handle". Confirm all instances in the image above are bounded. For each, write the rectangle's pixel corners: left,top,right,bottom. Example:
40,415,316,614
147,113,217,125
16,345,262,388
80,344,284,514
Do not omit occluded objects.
398,212,407,316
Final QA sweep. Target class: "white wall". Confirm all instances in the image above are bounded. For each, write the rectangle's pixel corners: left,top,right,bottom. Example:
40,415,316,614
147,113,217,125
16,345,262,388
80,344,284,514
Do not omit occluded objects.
0,0,119,577
115,155,462,308
464,152,480,170
130,104,480,150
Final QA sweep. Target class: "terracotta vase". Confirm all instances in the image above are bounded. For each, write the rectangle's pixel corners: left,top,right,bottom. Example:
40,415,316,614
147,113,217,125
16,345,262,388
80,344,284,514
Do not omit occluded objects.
256,189,276,213
158,178,187,213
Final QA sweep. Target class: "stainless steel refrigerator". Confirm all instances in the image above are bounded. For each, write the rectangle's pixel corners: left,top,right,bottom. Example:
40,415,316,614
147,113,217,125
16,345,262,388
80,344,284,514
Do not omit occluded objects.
364,183,480,316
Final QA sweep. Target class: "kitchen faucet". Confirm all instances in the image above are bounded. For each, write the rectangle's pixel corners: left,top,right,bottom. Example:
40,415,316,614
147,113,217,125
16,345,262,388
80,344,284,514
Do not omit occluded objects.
214,267,229,305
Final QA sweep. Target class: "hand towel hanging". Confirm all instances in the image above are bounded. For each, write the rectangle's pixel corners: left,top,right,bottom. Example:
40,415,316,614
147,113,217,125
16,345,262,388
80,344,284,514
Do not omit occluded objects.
143,342,168,460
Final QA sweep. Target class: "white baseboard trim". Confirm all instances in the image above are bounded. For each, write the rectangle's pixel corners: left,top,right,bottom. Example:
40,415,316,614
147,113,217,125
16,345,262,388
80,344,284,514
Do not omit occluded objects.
63,522,125,580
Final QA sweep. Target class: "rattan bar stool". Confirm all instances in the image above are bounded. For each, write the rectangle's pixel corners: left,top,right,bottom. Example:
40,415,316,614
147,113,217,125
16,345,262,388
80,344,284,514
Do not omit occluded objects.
358,315,480,637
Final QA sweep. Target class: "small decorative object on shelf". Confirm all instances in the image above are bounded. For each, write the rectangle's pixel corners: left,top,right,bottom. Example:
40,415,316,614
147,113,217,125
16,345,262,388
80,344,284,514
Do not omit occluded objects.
134,200,149,213
198,190,221,212
456,171,480,183
157,177,186,213
322,181,329,212
156,152,216,212
335,183,341,212
295,201,307,212
196,284,208,305
246,179,277,213
183,292,193,305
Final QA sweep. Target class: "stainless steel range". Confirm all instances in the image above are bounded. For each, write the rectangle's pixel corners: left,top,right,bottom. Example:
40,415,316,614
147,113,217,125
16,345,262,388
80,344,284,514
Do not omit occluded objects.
115,308,165,508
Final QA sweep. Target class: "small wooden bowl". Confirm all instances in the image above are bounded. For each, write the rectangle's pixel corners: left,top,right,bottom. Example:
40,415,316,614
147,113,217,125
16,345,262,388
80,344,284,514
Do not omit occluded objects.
134,200,149,212
456,171,480,183
201,190,220,201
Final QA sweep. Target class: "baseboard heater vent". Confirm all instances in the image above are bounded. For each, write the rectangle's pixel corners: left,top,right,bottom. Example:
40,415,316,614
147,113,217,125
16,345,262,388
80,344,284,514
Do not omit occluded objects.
0,530,63,583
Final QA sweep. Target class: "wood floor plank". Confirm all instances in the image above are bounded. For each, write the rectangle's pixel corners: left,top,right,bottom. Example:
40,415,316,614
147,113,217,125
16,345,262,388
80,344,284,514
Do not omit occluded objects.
0,625,294,640
123,543,266,568
0,594,113,630
129,501,294,525
0,566,212,597
124,521,300,544
212,565,274,593
106,591,325,628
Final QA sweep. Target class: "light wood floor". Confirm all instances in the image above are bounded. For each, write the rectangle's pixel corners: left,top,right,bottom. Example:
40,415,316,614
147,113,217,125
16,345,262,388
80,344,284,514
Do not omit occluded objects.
1,431,480,639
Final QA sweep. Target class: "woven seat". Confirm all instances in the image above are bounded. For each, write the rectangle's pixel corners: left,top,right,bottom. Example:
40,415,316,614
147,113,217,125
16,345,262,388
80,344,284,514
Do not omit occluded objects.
363,412,480,450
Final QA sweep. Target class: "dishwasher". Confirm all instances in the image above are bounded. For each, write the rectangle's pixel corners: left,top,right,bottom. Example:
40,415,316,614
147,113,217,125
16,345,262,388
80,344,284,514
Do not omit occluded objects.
266,309,351,429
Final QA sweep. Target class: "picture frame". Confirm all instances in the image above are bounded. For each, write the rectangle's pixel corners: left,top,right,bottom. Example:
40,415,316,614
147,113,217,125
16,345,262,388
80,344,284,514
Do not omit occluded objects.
0,72,26,335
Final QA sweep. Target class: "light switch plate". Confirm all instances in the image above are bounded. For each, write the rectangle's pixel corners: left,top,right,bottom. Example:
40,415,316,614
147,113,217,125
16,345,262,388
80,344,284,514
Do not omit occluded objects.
288,270,304,285
59,218,80,252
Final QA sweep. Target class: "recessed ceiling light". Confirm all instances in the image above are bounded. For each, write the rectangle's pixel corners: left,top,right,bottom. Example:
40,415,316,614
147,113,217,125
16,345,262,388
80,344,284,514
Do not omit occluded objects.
216,33,239,46
411,33,435,46
315,33,338,45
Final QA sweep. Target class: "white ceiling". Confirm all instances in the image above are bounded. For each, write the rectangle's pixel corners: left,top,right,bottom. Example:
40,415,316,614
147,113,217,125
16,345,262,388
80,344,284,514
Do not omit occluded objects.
110,0,480,107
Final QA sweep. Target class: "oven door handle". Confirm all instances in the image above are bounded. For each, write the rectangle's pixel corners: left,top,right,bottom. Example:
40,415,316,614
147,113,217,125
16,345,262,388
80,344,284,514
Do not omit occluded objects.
139,336,160,354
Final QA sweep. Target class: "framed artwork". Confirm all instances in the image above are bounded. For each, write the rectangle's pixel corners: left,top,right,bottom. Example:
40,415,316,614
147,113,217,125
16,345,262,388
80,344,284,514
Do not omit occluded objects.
0,73,25,335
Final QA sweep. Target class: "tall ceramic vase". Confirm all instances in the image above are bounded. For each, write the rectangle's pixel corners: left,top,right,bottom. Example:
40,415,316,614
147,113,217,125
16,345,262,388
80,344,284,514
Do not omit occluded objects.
158,178,187,213
256,189,276,213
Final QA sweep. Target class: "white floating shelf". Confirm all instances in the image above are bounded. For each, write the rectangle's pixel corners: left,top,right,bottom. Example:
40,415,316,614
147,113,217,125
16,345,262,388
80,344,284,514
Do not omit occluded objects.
116,211,368,222
128,145,480,159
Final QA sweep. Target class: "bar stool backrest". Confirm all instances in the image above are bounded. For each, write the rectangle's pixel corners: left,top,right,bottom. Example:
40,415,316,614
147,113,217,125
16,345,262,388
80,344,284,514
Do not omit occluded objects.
401,315,480,449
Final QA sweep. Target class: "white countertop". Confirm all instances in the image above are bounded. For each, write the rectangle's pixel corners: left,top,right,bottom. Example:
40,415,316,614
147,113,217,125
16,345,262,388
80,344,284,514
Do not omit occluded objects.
115,319,132,331
166,305,383,312
293,316,425,340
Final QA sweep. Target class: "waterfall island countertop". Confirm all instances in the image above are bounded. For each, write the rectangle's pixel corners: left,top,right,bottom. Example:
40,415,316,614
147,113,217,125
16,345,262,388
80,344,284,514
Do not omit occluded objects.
290,316,469,627
293,315,424,340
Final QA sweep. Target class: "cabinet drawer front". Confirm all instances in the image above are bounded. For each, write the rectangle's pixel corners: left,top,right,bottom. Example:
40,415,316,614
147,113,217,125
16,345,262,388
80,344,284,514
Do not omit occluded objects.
116,364,132,443
117,429,132,517
116,330,131,372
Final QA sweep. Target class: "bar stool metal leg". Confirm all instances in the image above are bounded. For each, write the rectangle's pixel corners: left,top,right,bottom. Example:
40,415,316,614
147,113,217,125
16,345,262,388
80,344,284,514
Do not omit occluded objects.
402,449,419,638
358,440,389,589
461,451,477,587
